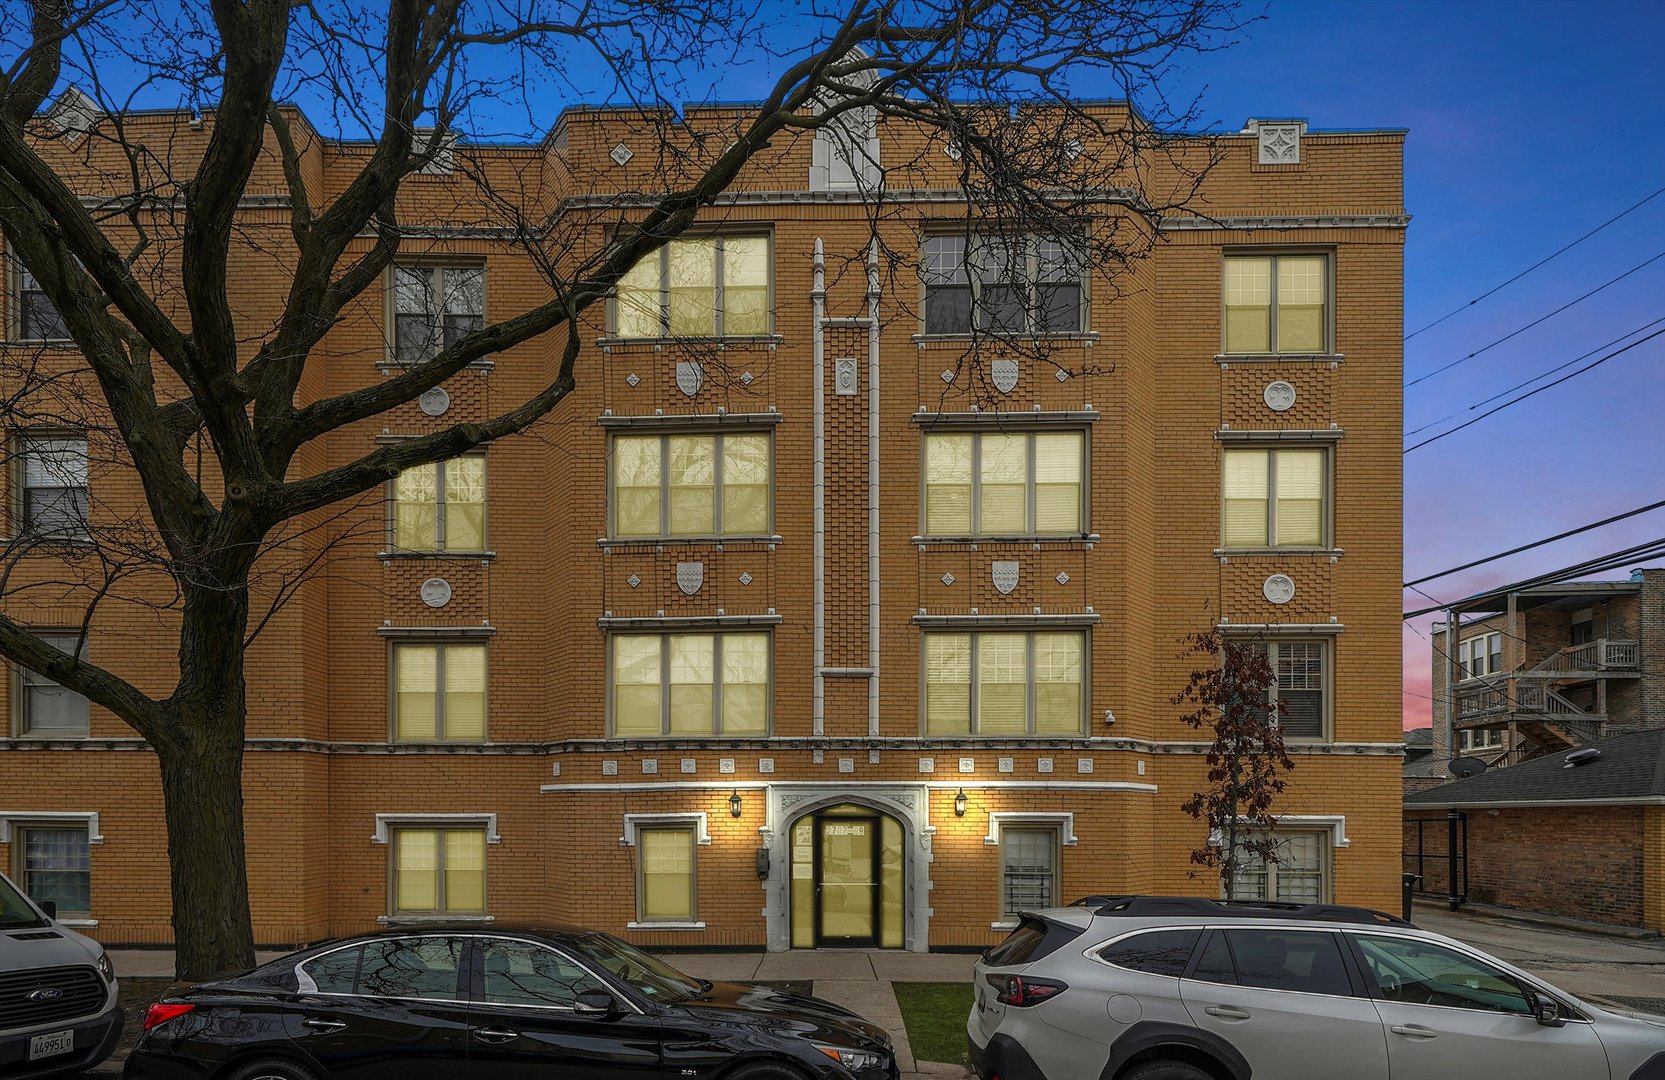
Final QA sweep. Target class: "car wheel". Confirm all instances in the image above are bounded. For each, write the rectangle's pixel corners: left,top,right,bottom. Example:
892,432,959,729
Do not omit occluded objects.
724,1059,811,1080
1123,1061,1215,1080
221,1059,322,1080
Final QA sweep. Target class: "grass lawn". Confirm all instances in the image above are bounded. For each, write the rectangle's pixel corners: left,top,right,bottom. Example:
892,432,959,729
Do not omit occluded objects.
891,982,974,1066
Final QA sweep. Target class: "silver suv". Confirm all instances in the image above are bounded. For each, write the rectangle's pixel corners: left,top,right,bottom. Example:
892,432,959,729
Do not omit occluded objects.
968,896,1665,1080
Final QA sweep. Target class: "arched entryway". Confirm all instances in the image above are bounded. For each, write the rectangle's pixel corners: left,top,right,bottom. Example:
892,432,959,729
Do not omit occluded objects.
788,803,906,949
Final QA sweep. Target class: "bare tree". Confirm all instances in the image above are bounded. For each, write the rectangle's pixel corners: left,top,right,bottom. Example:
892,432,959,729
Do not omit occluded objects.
0,0,1248,977
1173,630,1296,900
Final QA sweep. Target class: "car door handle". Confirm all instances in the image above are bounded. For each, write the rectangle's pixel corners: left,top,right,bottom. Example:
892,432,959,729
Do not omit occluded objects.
1204,1005,1251,1021
1390,1024,1439,1040
301,1018,346,1033
474,1027,521,1044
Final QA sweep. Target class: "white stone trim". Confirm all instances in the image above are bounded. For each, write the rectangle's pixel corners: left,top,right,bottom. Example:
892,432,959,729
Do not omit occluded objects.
371,813,500,845
1208,815,1349,849
984,812,1079,847
991,920,1019,931
626,920,707,931
620,812,711,847
0,811,102,844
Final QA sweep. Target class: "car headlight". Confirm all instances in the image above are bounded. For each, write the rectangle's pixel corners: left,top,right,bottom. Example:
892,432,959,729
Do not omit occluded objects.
96,952,115,983
814,1044,887,1072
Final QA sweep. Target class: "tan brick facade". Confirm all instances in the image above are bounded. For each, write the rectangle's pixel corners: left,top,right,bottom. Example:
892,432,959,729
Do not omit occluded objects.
0,104,1405,949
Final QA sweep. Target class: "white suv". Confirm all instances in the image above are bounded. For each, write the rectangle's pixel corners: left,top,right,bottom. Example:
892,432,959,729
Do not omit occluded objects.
968,896,1665,1080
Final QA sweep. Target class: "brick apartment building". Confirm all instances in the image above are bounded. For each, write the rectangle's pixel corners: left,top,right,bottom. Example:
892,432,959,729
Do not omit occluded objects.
1421,569,1665,773
0,93,1406,950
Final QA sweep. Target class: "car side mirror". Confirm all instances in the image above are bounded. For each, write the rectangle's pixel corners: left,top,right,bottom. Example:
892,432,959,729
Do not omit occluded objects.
39,900,56,920
1532,994,1565,1027
574,990,617,1016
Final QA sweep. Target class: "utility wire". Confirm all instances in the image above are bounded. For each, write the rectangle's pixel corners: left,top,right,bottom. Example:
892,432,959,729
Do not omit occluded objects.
1405,181,1665,342
1405,247,1665,388
1404,326,1665,452
1404,497,1665,587
1403,535,1665,620
1405,314,1665,437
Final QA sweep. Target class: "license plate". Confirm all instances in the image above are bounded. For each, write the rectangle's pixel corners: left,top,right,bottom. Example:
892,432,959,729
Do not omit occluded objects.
28,1030,74,1061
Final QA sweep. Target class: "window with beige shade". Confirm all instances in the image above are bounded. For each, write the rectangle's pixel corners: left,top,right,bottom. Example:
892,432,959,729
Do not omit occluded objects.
392,642,486,741
611,433,771,539
1221,447,1328,548
1222,253,1329,354
391,827,486,916
611,632,770,737
636,826,696,923
923,431,1084,537
924,631,1085,735
391,457,486,551
613,235,770,339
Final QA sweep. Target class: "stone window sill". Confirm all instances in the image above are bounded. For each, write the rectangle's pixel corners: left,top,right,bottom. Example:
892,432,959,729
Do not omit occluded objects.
1215,547,1343,559
378,550,497,562
626,921,706,931
1214,352,1344,365
380,914,494,925
911,332,1100,345
598,535,781,550
597,335,782,349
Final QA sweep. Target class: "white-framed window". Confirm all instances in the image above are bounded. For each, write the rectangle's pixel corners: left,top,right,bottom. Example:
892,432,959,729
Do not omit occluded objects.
391,456,487,552
392,265,484,364
390,826,486,917
1221,446,1328,548
12,264,70,342
1460,631,1503,680
634,825,697,925
923,431,1085,537
391,642,487,742
1243,639,1330,741
1000,825,1060,919
16,434,89,539
922,233,1084,335
1229,830,1327,903
14,632,89,737
1222,252,1330,354
923,630,1085,736
1459,727,1505,752
611,433,772,539
15,824,90,918
613,235,770,339
610,632,770,737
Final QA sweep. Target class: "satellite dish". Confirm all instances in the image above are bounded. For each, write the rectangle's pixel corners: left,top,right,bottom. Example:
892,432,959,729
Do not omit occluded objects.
1448,756,1488,779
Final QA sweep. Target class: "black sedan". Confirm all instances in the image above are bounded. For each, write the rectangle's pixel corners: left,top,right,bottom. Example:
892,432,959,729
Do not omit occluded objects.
123,925,895,1080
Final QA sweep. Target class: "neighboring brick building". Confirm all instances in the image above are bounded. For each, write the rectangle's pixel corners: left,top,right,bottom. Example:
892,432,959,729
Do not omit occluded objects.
1421,570,1665,778
1405,728,1665,931
0,95,1406,949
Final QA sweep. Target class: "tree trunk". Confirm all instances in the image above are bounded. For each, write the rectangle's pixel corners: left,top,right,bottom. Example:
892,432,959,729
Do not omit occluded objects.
156,574,257,980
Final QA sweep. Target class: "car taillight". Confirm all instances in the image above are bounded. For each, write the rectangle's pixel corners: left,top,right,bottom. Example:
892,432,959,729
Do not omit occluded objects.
984,973,1067,1007
143,1002,195,1030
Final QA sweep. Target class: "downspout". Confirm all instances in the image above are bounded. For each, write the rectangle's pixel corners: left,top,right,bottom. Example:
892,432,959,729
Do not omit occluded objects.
867,241,881,737
812,239,826,737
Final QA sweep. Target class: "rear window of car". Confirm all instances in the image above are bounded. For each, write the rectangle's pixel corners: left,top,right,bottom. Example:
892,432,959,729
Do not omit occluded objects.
1096,929,1202,977
985,916,1084,967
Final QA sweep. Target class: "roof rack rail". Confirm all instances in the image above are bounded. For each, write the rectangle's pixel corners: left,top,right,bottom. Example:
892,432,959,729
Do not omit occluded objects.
1068,894,1413,927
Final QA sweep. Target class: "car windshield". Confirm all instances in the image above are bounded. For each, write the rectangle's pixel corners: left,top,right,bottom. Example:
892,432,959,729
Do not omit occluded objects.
0,873,46,929
568,933,704,1001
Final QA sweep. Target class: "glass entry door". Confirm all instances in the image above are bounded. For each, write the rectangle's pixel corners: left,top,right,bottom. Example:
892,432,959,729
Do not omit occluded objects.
815,814,879,947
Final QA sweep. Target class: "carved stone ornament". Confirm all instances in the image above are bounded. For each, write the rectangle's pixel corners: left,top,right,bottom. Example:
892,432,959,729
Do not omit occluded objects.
834,358,859,396
991,358,1019,394
1263,380,1297,412
676,561,705,596
610,142,633,166
419,577,452,608
1256,122,1303,165
1263,574,1296,605
418,387,450,417
676,361,705,397
992,560,1020,595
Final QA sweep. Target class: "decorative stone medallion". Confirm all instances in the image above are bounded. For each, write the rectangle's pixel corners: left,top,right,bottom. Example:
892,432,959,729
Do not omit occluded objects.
759,758,775,773
1263,380,1297,412
941,572,956,586
1263,574,1296,605
1056,571,1070,585
1256,123,1303,165
719,758,735,774
835,358,859,396
418,387,451,417
676,561,705,596
625,372,640,387
992,561,1020,595
676,361,705,397
991,358,1019,394
738,572,753,586
419,577,452,608
626,574,641,589
838,757,854,774
1037,757,1054,774
610,142,634,166
940,368,956,384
